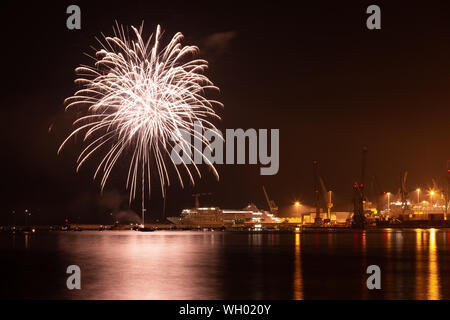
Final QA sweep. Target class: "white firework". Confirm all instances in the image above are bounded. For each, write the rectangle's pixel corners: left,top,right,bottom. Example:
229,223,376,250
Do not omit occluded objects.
58,23,222,217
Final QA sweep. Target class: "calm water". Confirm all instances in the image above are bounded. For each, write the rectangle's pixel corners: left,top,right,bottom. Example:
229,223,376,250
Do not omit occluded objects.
1,229,450,299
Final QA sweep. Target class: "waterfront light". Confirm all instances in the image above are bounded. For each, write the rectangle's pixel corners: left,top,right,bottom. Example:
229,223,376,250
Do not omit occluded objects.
387,192,391,212
294,201,302,224
429,190,436,206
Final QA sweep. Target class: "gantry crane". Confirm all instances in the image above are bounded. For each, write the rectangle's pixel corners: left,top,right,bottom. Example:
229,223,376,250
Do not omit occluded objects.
262,186,278,214
311,161,333,223
352,146,368,229
319,176,333,221
399,171,409,214
446,160,450,217
313,160,322,225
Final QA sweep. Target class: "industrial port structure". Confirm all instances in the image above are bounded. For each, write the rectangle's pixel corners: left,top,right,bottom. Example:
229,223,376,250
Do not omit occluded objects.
290,148,450,229
169,147,450,231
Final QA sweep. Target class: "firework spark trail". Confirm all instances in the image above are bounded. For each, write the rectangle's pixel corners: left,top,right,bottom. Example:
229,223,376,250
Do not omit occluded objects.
58,23,223,214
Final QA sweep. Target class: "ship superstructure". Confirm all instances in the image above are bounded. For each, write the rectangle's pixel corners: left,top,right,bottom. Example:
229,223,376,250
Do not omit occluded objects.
167,203,280,227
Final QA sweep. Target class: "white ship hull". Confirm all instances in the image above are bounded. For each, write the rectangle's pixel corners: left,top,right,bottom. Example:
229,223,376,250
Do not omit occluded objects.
167,204,279,226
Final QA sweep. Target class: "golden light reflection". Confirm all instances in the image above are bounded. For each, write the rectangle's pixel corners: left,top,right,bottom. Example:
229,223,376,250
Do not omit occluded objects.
24,233,29,249
415,229,441,300
361,231,367,253
293,233,304,300
415,229,425,299
384,229,392,299
394,231,403,253
428,229,440,300
360,231,367,300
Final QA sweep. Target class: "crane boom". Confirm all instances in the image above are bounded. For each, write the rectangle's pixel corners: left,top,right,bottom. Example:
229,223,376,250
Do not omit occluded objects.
360,146,368,198
319,176,333,220
446,160,450,217
263,186,271,209
400,171,408,213
352,147,367,229
319,177,328,203
313,160,322,224
262,186,278,213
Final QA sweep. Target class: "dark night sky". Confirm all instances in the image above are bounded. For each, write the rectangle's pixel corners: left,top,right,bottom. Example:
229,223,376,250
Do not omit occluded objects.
1,1,449,224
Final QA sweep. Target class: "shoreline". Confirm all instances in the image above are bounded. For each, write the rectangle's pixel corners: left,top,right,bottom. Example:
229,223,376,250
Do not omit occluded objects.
2,222,450,233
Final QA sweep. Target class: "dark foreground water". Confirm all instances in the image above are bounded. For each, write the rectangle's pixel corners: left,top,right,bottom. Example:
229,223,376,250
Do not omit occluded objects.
1,229,450,299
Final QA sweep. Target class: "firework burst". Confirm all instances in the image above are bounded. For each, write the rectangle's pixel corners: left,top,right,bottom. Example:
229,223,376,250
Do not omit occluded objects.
59,23,222,217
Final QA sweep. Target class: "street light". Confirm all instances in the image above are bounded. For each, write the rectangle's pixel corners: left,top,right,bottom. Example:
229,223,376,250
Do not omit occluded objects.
294,202,301,224
416,188,421,204
387,192,391,212
430,190,435,207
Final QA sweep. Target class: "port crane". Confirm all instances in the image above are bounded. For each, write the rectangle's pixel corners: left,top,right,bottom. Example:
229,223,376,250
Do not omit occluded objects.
399,171,409,214
319,177,333,221
192,193,212,208
370,175,394,224
352,146,368,228
310,161,333,223
446,160,450,217
262,186,278,214
313,160,322,225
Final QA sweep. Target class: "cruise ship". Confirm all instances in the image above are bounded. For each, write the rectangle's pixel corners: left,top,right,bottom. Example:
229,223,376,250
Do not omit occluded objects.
167,203,280,227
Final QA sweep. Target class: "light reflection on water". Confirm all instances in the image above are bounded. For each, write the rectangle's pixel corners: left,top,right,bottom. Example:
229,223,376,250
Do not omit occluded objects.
413,229,441,300
1,229,450,299
428,229,440,300
293,233,303,300
58,232,224,299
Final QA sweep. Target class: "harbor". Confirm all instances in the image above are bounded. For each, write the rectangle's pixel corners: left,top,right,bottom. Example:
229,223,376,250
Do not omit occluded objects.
2,1,450,303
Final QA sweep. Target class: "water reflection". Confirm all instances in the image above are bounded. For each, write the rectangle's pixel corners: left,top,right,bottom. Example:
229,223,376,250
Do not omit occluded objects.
360,231,367,300
415,230,425,299
361,231,367,253
428,229,440,300
58,231,223,299
1,229,450,299
24,233,29,249
414,229,441,300
384,230,393,299
293,233,303,300
247,233,264,299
